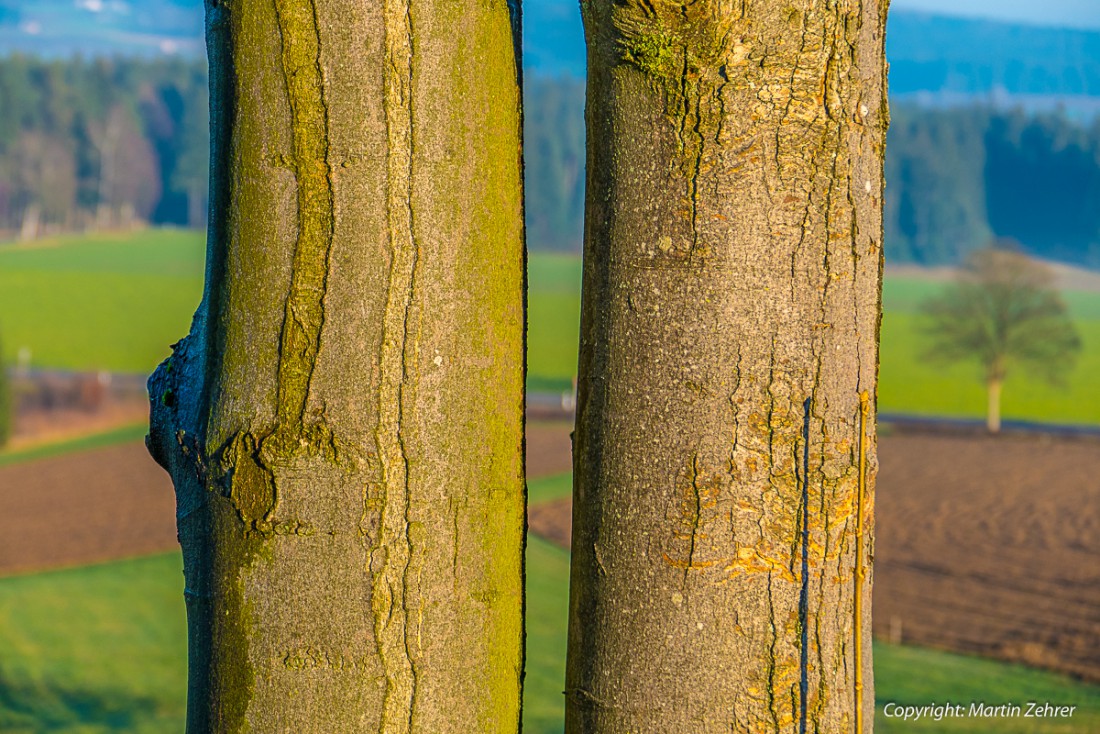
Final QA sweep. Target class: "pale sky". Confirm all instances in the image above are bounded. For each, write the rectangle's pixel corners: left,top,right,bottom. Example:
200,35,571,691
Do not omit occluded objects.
893,0,1100,30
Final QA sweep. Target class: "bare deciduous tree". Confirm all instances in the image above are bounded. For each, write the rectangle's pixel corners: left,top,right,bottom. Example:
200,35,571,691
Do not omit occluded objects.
13,131,77,239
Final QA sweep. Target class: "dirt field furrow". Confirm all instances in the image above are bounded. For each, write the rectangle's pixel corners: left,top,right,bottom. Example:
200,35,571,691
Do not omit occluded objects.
877,561,1100,615
0,441,176,575
0,425,576,576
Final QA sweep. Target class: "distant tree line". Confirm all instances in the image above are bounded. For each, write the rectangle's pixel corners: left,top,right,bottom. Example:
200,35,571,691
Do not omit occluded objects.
523,78,1100,266
888,105,1100,266
0,55,207,239
524,74,585,251
1,57,1098,267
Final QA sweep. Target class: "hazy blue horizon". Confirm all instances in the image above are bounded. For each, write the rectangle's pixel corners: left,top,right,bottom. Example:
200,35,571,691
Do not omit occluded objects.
3,0,1100,64
893,0,1100,30
7,0,1100,32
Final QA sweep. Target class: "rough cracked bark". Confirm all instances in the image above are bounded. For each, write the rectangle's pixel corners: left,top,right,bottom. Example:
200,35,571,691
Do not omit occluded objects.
566,1,887,732
147,1,526,731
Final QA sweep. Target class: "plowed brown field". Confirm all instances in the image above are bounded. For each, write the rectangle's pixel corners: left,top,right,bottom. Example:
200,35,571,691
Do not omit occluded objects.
2,424,1097,683
0,441,176,575
0,426,577,576
523,427,1100,683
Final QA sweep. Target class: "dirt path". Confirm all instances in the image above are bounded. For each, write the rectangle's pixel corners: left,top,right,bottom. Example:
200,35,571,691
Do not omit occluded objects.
0,441,176,575
8,397,148,452
525,421,573,478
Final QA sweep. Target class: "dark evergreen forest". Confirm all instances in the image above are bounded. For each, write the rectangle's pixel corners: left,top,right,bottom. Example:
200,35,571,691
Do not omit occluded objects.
888,106,1100,265
525,78,1100,266
0,56,1097,266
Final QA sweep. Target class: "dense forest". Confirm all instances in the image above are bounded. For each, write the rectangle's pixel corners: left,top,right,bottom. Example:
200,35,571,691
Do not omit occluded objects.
888,105,1100,265
0,56,1098,266
522,76,1100,266
0,55,207,238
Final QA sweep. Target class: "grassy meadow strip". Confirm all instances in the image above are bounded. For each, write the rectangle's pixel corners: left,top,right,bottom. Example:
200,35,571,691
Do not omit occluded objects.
0,423,148,468
875,643,1100,733
0,553,188,733
523,537,572,734
0,230,205,276
880,312,1100,425
528,472,573,505
0,231,204,373
3,231,1100,424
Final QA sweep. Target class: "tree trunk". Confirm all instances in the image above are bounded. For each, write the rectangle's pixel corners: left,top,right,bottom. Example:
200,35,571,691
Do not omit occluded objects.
147,1,526,731
19,203,40,242
95,113,121,231
567,2,887,732
187,183,205,230
987,377,1002,433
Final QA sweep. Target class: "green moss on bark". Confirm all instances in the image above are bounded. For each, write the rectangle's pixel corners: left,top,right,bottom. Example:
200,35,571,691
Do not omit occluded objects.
211,505,266,734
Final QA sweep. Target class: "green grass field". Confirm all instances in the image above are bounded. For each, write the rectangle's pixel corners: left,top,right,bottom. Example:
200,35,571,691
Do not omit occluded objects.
875,644,1100,733
0,553,188,734
0,231,204,373
1,512,1096,733
524,252,584,393
4,230,1100,425
878,276,1100,423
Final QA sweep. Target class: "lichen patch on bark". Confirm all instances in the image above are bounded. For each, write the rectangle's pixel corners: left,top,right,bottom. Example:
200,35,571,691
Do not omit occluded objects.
370,0,421,731
272,0,336,435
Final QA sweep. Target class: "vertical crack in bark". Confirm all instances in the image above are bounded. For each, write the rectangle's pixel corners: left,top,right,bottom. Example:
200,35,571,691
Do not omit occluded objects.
775,8,811,179
809,359,829,733
765,573,782,732
373,0,419,731
687,65,704,264
685,453,703,589
272,0,335,433
673,44,704,264
568,4,883,731
854,392,870,734
798,395,812,734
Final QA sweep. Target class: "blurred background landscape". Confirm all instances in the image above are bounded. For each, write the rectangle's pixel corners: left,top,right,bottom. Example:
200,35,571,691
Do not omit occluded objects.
0,1,1098,732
